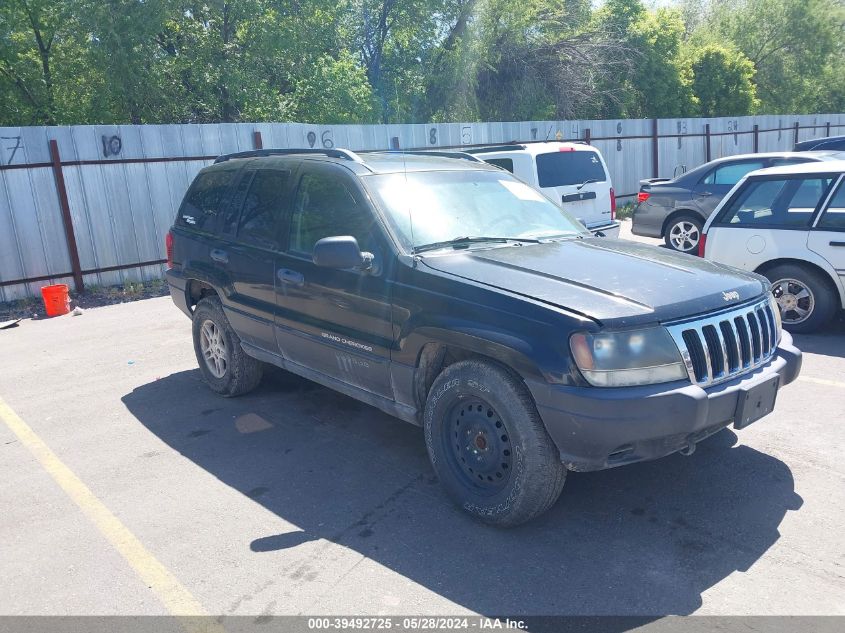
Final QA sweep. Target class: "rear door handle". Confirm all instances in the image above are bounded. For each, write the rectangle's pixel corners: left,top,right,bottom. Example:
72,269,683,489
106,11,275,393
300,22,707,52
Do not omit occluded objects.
698,191,713,197
831,241,845,247
277,268,305,287
210,249,229,264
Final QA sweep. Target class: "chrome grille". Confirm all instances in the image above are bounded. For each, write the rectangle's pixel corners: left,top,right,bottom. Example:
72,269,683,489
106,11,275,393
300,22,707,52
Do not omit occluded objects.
666,298,780,387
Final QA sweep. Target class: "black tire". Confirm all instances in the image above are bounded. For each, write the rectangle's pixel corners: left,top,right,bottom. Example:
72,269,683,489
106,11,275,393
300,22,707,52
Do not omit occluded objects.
664,214,704,254
423,359,566,527
763,263,837,333
192,296,264,396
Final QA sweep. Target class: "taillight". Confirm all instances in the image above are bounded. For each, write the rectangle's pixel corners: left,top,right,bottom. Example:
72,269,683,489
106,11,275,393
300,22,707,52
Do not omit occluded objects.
698,232,707,258
166,231,174,269
610,187,616,221
637,191,650,204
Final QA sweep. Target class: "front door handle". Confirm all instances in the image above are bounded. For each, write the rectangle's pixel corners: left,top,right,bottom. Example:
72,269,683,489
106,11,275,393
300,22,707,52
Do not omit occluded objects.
210,249,229,264
831,241,845,247
698,191,713,197
277,268,305,287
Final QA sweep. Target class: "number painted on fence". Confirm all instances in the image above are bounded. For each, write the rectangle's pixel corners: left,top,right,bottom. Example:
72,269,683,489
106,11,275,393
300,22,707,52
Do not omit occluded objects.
1,136,23,164
321,130,334,148
461,126,472,144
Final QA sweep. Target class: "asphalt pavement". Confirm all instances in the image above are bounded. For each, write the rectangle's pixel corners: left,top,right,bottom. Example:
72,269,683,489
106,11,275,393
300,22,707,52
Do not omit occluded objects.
1,227,843,617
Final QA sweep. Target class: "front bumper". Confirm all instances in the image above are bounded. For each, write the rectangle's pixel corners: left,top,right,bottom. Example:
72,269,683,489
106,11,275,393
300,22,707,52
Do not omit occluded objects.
527,332,802,471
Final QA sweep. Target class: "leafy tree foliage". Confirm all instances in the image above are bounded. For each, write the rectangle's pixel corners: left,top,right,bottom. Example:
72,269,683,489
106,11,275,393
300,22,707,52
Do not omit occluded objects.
0,0,842,126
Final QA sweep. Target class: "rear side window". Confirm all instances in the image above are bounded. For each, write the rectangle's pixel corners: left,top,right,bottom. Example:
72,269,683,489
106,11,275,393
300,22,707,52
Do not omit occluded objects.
178,170,233,232
536,151,606,188
236,170,290,248
485,158,514,173
703,161,765,186
719,176,835,227
818,180,845,230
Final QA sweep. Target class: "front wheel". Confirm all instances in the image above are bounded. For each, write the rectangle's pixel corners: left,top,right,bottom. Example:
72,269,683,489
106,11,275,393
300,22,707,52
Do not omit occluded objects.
424,359,566,527
664,215,703,253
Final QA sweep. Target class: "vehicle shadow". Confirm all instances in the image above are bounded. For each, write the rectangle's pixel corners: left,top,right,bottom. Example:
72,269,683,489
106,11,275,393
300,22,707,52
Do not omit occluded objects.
791,314,845,358
122,368,802,616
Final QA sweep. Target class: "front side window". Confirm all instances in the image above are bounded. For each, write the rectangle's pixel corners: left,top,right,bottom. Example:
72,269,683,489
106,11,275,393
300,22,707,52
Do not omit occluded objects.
535,151,606,188
289,172,375,254
818,180,845,230
703,161,766,186
178,170,233,232
718,176,835,227
366,170,586,251
236,170,290,247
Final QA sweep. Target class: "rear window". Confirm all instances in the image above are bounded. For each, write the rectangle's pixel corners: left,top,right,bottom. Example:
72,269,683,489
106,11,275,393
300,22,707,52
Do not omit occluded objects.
536,151,606,188
485,158,514,173
703,160,765,186
178,170,233,232
718,176,836,227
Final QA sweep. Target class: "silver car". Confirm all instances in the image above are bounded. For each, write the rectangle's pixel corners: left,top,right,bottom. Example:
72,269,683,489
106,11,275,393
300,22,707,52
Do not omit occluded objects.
632,151,844,253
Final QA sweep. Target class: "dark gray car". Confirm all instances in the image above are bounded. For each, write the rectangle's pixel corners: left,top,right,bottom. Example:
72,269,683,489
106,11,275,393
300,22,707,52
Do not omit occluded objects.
631,151,841,253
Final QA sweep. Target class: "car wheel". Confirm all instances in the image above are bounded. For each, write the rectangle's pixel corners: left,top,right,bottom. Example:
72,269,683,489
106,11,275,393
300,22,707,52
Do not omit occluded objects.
192,296,264,396
665,215,703,253
424,359,566,527
764,264,837,333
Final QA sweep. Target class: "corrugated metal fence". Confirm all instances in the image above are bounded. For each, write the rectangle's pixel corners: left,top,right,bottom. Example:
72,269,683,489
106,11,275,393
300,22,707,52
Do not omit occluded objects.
1,113,844,300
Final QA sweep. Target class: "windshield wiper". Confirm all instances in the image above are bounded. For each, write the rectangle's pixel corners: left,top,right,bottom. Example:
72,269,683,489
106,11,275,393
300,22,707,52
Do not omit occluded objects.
576,178,600,190
412,235,541,254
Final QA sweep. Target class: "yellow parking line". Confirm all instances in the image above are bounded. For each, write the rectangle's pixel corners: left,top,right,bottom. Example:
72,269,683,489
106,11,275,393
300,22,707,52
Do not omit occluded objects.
798,376,845,389
0,396,224,631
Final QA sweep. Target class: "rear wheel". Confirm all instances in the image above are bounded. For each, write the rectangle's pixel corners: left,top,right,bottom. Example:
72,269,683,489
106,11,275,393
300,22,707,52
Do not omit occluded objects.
423,359,566,527
192,296,264,396
763,264,837,333
664,215,703,253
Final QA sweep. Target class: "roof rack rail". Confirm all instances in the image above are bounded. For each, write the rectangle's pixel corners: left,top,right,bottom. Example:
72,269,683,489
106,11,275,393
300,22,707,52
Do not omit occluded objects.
464,144,527,154
214,148,365,164
368,150,485,163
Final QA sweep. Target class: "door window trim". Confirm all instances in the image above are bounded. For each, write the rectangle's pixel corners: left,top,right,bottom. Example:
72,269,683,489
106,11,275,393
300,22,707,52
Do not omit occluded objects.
711,172,841,230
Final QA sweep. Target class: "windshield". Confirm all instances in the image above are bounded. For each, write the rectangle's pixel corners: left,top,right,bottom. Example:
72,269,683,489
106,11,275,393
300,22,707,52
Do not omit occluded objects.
365,170,587,252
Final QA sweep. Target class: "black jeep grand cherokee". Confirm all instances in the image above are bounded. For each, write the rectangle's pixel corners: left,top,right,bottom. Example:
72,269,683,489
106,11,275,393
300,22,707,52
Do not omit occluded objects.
166,148,802,526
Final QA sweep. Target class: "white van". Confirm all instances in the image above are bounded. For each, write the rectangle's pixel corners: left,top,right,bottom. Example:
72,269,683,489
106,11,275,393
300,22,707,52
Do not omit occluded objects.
466,142,620,237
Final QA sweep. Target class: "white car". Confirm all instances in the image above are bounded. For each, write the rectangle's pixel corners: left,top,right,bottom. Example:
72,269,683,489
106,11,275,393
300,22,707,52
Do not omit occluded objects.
701,160,845,332
466,142,620,237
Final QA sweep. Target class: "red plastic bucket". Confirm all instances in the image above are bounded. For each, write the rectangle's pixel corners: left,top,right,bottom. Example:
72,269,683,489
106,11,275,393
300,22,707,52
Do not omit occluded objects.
40,284,70,317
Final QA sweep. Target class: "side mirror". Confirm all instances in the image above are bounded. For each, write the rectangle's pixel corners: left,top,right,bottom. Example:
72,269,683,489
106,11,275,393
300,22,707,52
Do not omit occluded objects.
312,236,373,270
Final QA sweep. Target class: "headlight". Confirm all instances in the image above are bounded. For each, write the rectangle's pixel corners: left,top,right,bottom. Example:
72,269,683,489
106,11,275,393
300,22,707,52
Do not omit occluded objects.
768,292,782,345
570,327,688,387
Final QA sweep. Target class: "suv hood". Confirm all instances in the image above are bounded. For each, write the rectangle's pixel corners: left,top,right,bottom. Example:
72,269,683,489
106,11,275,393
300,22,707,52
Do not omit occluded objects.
420,237,767,327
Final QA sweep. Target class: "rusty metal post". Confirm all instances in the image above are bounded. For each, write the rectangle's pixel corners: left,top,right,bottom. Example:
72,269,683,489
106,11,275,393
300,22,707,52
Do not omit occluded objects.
584,128,591,145
793,122,799,147
48,139,84,292
705,124,711,162
753,124,759,153
651,118,659,177
253,130,263,149
826,122,831,137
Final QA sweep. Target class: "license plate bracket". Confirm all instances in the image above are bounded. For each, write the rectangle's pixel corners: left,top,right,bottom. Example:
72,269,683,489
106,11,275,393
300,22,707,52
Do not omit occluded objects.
734,374,780,429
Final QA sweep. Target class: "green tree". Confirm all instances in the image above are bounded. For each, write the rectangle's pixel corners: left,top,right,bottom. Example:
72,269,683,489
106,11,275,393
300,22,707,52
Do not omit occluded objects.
705,0,845,113
688,44,758,116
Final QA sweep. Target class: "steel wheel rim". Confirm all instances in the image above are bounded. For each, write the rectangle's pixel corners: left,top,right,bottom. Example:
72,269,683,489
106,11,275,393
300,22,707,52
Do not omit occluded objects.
669,221,700,252
444,397,512,494
200,319,228,378
772,278,815,325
